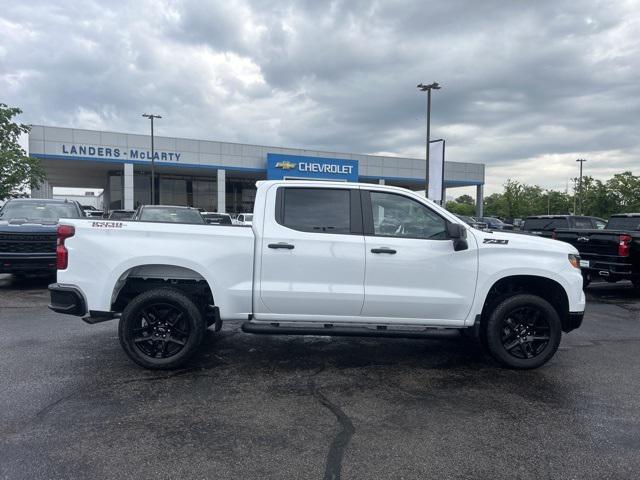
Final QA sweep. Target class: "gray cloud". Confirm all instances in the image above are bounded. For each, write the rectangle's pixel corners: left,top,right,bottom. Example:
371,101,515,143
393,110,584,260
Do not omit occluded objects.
1,0,639,193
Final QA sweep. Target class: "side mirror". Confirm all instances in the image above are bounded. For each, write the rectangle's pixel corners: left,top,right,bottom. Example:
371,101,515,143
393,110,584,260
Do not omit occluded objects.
447,222,468,251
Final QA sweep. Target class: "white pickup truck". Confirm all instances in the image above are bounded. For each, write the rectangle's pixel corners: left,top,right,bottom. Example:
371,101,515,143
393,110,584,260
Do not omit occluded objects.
49,180,585,370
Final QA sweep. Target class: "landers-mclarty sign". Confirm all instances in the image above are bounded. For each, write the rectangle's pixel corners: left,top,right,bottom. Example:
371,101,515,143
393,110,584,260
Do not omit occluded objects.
61,144,182,162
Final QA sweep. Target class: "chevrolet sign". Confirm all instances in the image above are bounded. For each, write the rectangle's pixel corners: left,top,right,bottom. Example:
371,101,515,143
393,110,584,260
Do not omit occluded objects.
298,162,354,175
267,153,358,182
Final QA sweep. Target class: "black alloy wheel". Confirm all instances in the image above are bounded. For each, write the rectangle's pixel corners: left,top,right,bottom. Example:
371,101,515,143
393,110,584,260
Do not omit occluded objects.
119,288,205,369
499,306,551,360
484,294,562,369
131,303,190,359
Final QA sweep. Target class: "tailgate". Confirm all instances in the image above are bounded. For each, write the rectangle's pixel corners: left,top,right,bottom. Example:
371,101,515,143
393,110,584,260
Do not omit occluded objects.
554,229,621,257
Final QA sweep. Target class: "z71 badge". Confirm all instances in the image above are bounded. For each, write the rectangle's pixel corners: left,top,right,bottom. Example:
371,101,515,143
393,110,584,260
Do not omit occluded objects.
483,238,508,245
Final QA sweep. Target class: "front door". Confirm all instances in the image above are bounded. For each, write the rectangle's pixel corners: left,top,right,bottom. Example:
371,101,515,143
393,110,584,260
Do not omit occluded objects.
256,186,366,319
361,189,478,323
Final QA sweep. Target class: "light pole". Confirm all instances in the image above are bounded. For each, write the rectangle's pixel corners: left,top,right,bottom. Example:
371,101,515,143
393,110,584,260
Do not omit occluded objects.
142,113,162,204
417,82,441,199
576,158,586,215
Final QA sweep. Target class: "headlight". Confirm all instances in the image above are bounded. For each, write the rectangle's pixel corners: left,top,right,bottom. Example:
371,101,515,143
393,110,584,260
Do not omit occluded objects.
568,254,580,269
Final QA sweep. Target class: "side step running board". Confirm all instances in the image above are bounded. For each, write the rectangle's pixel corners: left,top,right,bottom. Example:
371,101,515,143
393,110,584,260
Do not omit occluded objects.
241,321,460,339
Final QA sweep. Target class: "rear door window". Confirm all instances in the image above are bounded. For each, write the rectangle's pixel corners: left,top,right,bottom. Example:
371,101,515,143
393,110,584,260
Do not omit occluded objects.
572,217,594,229
280,188,352,234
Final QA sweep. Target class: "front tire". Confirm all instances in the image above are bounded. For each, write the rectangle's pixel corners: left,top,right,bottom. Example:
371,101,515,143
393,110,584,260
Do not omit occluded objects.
484,294,562,369
118,288,205,370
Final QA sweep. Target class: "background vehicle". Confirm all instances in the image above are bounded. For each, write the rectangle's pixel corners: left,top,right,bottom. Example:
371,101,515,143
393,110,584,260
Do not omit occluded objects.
0,198,83,274
554,213,640,289
504,218,524,229
108,210,135,220
80,205,105,218
50,181,584,371
236,213,253,225
479,217,514,230
523,215,606,239
132,205,205,224
202,212,233,225
455,214,488,230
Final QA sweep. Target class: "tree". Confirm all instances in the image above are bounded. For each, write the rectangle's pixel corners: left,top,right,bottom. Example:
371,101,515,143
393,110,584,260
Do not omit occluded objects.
577,176,617,218
0,104,45,200
445,194,476,216
455,194,474,206
606,171,640,213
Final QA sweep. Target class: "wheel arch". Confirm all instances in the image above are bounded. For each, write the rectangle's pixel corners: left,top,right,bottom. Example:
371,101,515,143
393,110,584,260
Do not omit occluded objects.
109,261,215,313
479,275,572,332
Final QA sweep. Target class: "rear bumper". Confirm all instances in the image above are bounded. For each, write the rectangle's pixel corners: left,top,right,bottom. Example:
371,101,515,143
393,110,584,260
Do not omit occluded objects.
49,283,116,323
48,283,87,316
581,255,636,280
0,254,56,273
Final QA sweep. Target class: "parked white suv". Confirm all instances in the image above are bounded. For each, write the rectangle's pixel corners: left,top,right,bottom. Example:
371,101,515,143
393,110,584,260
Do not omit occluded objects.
49,180,585,370
236,213,253,225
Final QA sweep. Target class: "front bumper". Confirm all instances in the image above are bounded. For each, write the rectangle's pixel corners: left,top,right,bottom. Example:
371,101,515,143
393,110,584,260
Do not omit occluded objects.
564,311,585,333
0,254,56,273
48,283,87,316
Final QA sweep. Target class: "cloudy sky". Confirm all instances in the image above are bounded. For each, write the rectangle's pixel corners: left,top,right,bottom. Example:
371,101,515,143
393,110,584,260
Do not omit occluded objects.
1,0,639,194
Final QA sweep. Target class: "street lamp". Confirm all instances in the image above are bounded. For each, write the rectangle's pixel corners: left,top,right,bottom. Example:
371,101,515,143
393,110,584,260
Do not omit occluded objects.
417,82,441,199
576,158,586,215
142,113,162,205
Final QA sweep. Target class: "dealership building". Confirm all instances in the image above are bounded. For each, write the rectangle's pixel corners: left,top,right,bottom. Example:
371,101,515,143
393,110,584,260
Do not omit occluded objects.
28,125,485,216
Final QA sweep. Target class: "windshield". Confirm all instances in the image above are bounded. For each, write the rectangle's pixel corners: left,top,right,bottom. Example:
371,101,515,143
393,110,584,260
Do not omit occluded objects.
606,217,640,231
483,217,503,224
0,201,80,221
139,207,204,224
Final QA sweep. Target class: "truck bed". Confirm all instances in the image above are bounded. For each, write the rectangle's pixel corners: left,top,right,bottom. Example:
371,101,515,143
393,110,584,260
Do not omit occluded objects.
59,218,255,318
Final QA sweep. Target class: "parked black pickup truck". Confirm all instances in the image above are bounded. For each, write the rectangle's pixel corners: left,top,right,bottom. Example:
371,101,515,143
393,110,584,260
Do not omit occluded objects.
523,215,606,238
0,198,83,275
554,213,640,288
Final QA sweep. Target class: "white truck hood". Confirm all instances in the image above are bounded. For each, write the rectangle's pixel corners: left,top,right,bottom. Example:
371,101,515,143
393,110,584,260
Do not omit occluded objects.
470,228,579,255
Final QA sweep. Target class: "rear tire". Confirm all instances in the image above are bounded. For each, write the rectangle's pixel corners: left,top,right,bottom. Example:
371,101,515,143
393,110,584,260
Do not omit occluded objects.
484,294,562,369
118,288,205,370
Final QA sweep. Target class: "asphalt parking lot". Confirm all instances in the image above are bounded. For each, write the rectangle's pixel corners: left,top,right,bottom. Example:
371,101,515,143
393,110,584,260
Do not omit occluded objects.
1,275,639,480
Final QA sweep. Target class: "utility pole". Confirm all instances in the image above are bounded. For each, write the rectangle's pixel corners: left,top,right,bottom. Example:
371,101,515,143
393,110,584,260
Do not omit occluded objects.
576,158,586,215
417,82,441,199
142,113,162,204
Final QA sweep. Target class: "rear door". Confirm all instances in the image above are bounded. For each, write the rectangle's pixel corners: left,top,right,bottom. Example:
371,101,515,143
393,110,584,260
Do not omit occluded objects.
256,185,366,318
360,189,478,323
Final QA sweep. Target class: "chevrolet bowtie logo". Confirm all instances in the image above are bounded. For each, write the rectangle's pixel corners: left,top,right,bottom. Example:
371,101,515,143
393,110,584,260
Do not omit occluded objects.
275,161,297,170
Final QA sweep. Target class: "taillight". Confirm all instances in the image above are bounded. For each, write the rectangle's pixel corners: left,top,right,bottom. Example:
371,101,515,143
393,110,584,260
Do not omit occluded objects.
56,224,75,269
618,234,632,257
551,230,557,240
